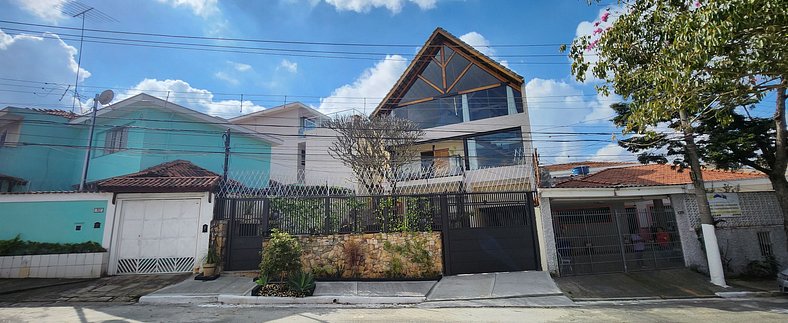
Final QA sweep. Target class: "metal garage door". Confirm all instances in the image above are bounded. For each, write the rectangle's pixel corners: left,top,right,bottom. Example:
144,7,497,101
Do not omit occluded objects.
115,199,201,274
442,192,541,275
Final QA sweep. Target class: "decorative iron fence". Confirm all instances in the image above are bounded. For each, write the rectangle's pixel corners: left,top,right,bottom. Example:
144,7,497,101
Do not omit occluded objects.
215,191,537,236
552,206,685,275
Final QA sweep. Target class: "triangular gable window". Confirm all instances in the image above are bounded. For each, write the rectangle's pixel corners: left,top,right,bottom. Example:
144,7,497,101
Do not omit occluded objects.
401,78,441,104
450,64,500,93
396,41,504,105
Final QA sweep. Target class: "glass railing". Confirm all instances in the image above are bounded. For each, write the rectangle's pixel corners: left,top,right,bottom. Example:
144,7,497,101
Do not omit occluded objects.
398,156,465,180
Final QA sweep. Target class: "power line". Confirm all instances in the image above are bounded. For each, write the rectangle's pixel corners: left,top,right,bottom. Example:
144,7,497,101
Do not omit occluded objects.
0,19,567,49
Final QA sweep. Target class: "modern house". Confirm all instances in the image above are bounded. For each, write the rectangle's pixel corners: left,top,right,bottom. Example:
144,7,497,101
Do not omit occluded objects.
0,93,282,191
538,163,787,276
371,28,535,194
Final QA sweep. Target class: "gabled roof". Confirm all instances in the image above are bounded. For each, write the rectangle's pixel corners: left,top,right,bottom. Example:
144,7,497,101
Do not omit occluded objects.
543,161,637,172
229,102,326,123
372,27,524,116
97,160,221,193
554,164,765,189
31,108,78,119
69,93,283,146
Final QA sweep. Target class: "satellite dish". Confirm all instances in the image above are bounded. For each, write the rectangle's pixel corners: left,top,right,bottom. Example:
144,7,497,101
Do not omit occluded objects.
97,89,114,105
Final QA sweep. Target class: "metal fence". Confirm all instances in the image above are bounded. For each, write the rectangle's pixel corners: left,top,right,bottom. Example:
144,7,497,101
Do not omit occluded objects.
552,207,685,275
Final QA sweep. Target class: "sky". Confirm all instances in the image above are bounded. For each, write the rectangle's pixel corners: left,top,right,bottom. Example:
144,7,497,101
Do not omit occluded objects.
0,0,660,164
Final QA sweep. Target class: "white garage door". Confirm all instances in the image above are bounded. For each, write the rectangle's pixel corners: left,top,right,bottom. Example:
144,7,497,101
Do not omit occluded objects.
115,199,201,274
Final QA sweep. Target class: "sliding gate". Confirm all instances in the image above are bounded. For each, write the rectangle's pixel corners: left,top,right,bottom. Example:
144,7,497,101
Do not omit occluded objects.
552,207,684,275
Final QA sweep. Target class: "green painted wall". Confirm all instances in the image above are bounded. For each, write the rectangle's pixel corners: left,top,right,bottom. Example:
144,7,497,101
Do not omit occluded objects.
0,200,108,244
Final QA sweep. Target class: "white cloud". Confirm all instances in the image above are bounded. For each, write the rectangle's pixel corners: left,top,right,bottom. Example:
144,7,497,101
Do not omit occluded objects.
156,0,219,17
590,143,637,162
213,71,239,86
322,0,437,13
459,31,509,68
278,59,298,73
12,0,65,22
319,55,407,115
0,28,91,108
228,61,252,72
121,78,265,118
525,78,625,164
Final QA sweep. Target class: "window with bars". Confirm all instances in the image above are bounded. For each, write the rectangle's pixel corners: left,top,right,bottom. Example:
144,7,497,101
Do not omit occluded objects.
757,231,773,257
104,126,128,155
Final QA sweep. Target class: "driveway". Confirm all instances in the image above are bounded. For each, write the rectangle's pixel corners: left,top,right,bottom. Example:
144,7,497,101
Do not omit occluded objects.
425,271,572,305
554,268,738,300
0,274,190,303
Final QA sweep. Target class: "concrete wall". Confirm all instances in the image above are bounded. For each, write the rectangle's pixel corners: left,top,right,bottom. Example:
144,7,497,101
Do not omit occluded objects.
0,252,108,278
670,191,788,275
0,109,84,191
0,193,114,245
286,232,443,279
539,196,559,274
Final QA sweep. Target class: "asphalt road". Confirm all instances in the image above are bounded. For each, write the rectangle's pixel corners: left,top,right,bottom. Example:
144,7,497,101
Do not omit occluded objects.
0,298,786,322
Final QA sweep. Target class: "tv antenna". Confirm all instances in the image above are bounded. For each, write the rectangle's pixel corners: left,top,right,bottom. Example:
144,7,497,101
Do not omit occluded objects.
60,1,117,113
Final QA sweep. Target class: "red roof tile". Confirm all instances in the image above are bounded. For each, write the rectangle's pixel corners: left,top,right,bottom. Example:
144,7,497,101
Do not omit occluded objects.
32,108,78,119
96,160,220,192
554,164,765,188
543,161,637,172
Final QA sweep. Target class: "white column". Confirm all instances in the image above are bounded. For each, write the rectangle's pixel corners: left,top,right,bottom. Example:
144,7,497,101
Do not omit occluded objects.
461,94,470,122
506,86,517,115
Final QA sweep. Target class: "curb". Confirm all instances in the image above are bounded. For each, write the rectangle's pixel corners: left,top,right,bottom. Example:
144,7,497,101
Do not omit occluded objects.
138,295,219,305
218,295,425,305
715,291,777,298
425,293,566,302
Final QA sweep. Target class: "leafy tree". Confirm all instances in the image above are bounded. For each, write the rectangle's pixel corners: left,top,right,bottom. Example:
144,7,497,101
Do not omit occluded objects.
324,115,424,195
564,0,788,283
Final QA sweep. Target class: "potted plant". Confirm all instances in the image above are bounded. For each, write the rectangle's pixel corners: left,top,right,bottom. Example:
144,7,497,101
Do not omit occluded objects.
202,245,219,277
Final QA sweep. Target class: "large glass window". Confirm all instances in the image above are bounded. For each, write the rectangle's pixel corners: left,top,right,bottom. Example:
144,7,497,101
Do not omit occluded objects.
400,78,441,104
392,96,463,128
452,65,500,93
393,85,522,128
466,128,524,170
466,85,509,121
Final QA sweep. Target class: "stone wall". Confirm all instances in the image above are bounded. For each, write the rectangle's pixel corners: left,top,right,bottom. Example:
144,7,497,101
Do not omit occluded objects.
210,220,228,272
293,232,442,279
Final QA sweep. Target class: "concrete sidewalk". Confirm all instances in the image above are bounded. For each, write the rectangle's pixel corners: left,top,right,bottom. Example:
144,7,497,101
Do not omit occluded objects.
426,271,565,301
139,275,254,304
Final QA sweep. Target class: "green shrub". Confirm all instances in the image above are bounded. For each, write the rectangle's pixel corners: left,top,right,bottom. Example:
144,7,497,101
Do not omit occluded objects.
204,245,220,264
287,270,316,297
383,235,437,277
742,255,780,278
384,257,405,278
0,235,105,256
260,229,302,281
255,274,269,286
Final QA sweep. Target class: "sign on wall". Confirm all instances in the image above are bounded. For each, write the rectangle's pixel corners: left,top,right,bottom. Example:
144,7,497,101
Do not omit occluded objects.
707,192,742,217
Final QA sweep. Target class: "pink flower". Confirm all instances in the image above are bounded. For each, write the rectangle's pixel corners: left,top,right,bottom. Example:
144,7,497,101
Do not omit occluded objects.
601,11,611,22
594,21,600,27
694,1,701,7
593,28,603,35
586,39,599,51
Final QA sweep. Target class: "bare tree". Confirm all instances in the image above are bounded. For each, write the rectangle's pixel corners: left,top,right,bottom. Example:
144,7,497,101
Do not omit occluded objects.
324,114,424,195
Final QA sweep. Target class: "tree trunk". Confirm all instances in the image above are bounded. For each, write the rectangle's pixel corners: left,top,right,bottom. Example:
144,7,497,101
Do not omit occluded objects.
679,108,726,286
772,79,788,246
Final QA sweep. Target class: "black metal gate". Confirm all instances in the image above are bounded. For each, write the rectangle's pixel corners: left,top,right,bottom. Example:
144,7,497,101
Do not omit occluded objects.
442,192,540,275
552,207,684,276
216,198,269,271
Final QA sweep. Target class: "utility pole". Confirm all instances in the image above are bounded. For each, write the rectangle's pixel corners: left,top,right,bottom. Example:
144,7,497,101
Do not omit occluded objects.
222,129,231,183
78,93,100,191
78,90,113,192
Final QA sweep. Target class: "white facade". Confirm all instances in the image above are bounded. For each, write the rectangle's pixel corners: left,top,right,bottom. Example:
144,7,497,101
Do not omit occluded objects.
230,103,353,187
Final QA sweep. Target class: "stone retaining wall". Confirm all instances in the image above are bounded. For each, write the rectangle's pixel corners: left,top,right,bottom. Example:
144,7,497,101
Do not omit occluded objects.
291,232,442,279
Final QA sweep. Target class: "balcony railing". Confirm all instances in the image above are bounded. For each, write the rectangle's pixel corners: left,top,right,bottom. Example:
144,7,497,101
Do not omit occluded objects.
398,156,465,181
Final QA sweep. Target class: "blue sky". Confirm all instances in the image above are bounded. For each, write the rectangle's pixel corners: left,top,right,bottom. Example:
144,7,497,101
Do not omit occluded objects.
0,0,676,164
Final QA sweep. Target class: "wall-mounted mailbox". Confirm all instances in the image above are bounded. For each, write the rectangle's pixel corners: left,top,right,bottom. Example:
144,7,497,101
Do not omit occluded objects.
202,224,208,233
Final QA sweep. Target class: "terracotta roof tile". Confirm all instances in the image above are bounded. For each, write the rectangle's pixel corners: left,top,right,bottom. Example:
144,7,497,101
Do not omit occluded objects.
554,164,765,188
543,161,638,172
31,108,78,119
96,160,220,192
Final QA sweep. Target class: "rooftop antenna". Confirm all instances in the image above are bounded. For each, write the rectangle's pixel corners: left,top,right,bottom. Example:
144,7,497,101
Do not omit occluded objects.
61,1,117,113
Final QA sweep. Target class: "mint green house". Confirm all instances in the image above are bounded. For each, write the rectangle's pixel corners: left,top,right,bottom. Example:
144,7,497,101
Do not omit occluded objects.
0,93,281,192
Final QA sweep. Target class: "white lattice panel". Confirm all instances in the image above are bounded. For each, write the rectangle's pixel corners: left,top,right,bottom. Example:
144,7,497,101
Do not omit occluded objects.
116,257,194,274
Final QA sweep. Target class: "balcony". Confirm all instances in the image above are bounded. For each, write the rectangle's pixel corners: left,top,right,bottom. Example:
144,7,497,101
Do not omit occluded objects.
398,155,465,181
